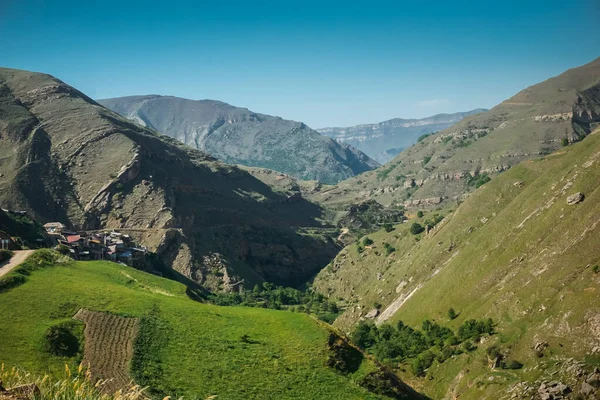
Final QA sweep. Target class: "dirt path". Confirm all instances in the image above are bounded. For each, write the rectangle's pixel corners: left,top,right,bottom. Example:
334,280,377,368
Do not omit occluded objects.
0,250,34,278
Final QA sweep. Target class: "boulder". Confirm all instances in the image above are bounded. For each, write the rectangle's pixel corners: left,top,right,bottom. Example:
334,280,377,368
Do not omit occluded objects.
567,192,584,205
364,308,380,319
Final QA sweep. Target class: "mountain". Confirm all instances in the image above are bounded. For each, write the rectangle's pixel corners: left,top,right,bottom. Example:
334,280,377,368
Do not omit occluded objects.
0,250,425,399
317,57,600,209
97,95,379,184
0,67,342,291
317,109,487,163
313,127,600,398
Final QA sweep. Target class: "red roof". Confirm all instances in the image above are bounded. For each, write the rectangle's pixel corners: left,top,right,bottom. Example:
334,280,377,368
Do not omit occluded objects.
66,235,81,243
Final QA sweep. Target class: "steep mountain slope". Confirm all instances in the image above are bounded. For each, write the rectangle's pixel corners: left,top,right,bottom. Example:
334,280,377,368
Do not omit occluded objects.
318,57,600,209
313,128,600,398
98,95,379,184
0,67,340,290
317,109,486,163
0,250,425,399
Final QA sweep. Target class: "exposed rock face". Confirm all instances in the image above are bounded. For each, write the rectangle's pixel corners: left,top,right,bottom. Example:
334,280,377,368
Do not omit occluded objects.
0,67,340,289
98,95,379,184
317,109,487,163
567,192,584,205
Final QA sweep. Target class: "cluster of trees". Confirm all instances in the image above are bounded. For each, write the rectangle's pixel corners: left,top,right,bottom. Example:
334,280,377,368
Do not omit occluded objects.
410,213,444,236
209,282,341,323
351,317,495,376
467,173,491,189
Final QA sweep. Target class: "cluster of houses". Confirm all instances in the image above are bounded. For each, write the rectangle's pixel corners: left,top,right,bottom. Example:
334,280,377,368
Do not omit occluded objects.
43,222,148,266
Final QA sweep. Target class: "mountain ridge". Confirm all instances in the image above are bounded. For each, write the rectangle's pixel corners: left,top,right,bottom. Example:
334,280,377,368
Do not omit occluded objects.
316,109,487,163
98,95,379,184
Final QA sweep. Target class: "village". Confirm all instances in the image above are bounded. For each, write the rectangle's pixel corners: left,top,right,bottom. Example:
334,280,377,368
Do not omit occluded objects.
1,208,148,268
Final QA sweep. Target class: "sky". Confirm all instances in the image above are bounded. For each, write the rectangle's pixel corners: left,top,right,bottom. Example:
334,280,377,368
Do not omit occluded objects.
1,0,599,128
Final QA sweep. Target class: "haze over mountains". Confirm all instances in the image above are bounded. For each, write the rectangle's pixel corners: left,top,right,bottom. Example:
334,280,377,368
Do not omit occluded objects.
98,95,379,184
317,109,487,163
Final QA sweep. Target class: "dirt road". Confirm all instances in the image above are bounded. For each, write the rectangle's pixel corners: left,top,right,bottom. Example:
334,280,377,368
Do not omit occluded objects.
0,250,34,278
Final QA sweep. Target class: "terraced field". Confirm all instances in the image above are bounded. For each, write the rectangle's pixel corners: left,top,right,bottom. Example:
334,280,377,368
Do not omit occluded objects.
73,309,139,393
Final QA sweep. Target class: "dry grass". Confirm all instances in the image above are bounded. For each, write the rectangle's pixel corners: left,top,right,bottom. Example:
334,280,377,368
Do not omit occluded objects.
0,363,146,400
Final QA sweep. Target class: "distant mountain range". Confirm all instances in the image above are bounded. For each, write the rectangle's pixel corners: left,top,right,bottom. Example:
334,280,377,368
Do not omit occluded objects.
97,96,379,184
317,109,487,163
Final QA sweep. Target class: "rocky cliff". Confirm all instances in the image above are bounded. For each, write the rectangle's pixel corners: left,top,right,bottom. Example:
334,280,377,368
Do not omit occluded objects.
0,68,340,291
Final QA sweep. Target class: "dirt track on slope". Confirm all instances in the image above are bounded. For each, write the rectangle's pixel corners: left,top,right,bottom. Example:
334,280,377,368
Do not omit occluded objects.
0,250,34,278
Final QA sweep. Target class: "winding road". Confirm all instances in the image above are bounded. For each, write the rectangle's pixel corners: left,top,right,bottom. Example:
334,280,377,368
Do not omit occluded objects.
0,250,34,278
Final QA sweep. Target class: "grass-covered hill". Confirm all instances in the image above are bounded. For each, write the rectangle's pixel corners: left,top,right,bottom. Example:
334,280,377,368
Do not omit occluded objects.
313,128,600,398
97,95,379,184
0,250,424,400
0,67,342,291
315,57,600,209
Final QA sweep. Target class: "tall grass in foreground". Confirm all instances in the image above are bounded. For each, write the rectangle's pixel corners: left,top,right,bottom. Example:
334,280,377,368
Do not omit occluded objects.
0,364,146,400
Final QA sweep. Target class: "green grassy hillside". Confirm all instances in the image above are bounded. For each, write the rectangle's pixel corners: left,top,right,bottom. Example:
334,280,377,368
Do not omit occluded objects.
0,250,423,400
314,129,600,398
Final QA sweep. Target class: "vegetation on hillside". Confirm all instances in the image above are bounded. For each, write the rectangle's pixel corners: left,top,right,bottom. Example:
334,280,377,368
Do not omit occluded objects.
0,251,422,399
351,318,494,376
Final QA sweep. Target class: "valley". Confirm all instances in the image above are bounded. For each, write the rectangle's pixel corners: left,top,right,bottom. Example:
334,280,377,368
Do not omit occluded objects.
0,23,599,399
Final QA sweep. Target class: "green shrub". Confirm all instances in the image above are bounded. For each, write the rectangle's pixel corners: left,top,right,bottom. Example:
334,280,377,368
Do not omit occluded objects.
383,223,394,232
447,307,457,320
561,138,569,146
502,360,523,369
362,237,374,246
0,249,14,263
416,211,424,218
422,156,432,166
44,322,81,357
410,223,425,235
417,133,430,142
593,265,599,274
0,275,26,293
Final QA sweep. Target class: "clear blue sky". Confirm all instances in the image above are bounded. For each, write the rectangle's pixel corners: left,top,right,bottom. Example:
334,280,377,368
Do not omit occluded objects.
1,0,599,128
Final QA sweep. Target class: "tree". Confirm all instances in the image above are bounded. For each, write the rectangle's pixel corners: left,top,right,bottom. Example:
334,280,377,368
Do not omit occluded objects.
410,223,425,235
383,223,394,232
362,237,374,246
561,138,569,146
416,211,424,218
447,307,457,320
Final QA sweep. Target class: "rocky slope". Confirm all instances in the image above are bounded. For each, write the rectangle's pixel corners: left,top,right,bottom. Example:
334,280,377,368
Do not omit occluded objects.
313,127,600,399
317,109,486,163
0,67,341,291
97,95,379,184
317,57,600,209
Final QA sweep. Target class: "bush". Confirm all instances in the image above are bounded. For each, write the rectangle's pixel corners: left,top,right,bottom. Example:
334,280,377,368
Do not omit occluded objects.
0,249,14,263
416,211,424,218
593,265,599,274
45,322,81,357
561,138,569,146
410,223,425,235
503,360,524,370
362,237,374,246
0,275,26,293
383,223,394,232
417,133,430,142
422,156,432,166
447,307,457,320
384,244,396,256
